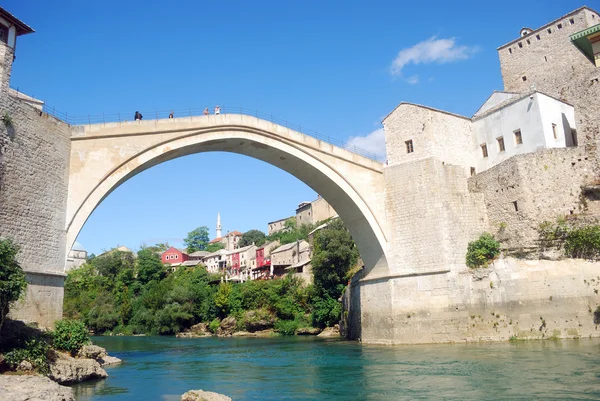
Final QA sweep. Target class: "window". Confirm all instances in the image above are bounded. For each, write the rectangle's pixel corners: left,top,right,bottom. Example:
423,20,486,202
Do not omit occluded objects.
522,76,527,81
508,48,512,54
527,39,531,45
571,129,578,146
497,136,505,152
518,42,523,48
0,25,7,44
481,144,488,158
512,201,519,212
470,167,476,176
536,34,541,40
405,139,414,154
545,56,548,62
570,18,575,25
514,129,522,145
547,28,552,34
552,123,557,139
557,23,562,29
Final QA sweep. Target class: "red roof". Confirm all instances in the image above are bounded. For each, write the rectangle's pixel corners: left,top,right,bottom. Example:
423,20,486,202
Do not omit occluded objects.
228,231,242,236
209,236,224,244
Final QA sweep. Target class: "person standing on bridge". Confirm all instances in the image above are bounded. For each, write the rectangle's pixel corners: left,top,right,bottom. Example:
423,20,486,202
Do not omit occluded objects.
203,107,209,116
169,111,174,118
134,111,143,121
214,105,221,115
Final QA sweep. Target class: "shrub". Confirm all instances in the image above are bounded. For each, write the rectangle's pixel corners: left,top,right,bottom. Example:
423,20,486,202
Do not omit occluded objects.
208,318,220,334
0,238,27,333
466,233,500,268
312,294,342,328
274,319,300,335
565,226,600,260
52,319,90,355
4,337,51,374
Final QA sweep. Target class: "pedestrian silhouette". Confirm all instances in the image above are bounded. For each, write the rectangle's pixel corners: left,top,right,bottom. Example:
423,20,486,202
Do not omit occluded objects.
214,105,221,115
134,111,143,121
203,107,209,116
169,111,174,119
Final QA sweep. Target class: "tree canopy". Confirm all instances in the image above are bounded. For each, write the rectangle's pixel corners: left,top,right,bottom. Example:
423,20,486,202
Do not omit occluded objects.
184,226,210,253
206,242,225,253
239,229,266,248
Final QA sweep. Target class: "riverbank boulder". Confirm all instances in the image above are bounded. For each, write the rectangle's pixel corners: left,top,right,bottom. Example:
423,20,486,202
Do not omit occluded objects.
231,329,275,337
0,374,75,401
217,317,237,337
77,344,122,367
243,310,276,332
177,322,213,338
317,324,340,338
296,327,322,335
48,351,108,384
181,389,232,401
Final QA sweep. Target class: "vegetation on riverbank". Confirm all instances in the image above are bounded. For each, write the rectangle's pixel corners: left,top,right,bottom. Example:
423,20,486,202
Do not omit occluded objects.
64,219,360,336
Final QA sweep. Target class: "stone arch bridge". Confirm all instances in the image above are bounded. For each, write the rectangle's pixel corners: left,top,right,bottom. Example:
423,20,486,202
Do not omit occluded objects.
67,114,390,279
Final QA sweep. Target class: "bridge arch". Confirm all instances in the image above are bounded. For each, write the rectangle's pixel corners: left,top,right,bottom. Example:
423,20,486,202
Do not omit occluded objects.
67,115,389,277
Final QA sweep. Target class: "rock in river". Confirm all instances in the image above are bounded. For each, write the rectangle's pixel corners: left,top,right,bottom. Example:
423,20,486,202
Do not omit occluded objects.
48,352,108,384
181,389,232,401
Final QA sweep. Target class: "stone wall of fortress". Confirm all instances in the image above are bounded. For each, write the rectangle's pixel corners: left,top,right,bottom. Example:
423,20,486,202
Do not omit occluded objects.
0,93,73,328
468,147,600,252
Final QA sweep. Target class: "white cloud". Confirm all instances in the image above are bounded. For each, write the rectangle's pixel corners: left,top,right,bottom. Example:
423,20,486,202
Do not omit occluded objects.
345,128,386,160
406,75,419,85
390,37,478,81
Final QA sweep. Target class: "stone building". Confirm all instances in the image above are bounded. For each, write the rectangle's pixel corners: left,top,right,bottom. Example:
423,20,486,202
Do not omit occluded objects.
270,240,310,278
209,230,242,251
295,196,337,227
202,249,228,274
384,5,600,253
267,216,292,235
65,242,87,271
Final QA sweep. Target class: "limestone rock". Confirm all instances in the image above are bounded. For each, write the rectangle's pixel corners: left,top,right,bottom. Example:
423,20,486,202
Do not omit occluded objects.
190,322,209,333
97,355,122,367
243,310,276,332
17,360,33,372
317,324,340,338
48,352,108,384
231,329,275,337
0,374,75,401
181,389,232,401
296,327,322,335
217,317,236,336
77,345,107,360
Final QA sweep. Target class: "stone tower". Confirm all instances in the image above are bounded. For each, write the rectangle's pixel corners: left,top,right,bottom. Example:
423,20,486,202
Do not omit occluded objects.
216,212,222,238
0,7,34,102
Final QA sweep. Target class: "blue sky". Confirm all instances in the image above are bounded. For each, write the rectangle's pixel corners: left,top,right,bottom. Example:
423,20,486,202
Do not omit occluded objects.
6,0,591,254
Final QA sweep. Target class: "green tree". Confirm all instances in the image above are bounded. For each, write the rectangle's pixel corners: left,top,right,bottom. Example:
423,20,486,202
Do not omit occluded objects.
206,242,225,253
137,248,166,284
0,238,27,333
465,233,500,268
311,219,359,327
239,229,266,248
185,226,210,253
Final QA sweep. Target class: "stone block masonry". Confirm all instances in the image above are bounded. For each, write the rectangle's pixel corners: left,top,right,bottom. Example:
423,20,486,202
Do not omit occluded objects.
383,157,488,276
468,147,600,252
0,94,74,327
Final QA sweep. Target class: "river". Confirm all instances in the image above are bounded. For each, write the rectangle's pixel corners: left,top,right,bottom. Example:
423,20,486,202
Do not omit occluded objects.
72,336,600,400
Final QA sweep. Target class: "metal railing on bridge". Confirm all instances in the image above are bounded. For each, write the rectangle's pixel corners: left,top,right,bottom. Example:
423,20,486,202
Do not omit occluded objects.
37,104,385,162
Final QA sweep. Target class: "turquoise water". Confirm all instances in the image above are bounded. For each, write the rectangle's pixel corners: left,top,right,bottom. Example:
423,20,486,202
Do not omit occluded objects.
72,336,600,400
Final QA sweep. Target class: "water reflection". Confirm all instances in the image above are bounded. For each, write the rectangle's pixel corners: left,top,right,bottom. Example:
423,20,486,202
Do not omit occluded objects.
72,336,600,400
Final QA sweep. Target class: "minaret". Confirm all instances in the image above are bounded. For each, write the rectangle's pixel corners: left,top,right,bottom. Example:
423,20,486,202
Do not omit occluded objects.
216,213,222,238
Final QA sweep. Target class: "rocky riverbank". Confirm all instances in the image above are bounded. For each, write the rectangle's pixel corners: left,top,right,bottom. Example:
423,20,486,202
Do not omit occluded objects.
0,320,122,399
175,315,341,339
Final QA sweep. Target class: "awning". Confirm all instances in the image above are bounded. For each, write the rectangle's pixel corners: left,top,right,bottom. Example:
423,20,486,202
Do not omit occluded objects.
571,23,600,63
285,258,311,270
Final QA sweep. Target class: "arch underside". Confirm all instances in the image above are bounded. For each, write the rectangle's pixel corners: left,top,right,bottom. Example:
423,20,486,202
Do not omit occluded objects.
67,129,389,277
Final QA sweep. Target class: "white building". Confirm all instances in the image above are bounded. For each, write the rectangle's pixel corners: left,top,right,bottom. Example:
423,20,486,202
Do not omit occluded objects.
202,249,228,274
65,241,87,271
383,90,577,175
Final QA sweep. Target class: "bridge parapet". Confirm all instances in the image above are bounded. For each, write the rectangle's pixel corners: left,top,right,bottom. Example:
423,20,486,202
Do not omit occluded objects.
75,114,384,172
